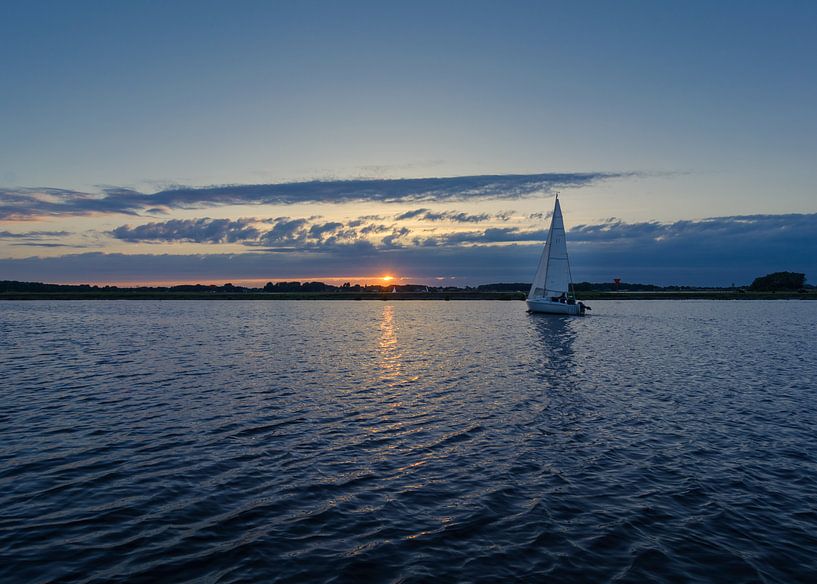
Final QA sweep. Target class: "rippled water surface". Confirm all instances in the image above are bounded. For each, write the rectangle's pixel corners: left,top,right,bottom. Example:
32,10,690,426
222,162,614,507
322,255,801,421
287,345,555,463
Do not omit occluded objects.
2,300,817,583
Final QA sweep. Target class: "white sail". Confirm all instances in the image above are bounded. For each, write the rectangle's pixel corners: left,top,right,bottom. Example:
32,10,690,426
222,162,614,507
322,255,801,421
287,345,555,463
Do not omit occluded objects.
528,197,572,300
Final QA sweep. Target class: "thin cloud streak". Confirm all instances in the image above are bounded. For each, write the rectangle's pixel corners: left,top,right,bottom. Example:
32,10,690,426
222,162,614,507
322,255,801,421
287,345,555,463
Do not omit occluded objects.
0,172,629,220
393,208,495,223
8,242,85,248
0,230,71,239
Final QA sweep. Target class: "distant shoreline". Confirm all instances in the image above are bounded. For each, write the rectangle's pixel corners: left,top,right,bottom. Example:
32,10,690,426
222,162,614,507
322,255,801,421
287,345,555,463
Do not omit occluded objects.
2,291,815,301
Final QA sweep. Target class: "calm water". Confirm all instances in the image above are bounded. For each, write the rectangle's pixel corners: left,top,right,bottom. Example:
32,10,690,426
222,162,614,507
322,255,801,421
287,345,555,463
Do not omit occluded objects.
1,300,816,583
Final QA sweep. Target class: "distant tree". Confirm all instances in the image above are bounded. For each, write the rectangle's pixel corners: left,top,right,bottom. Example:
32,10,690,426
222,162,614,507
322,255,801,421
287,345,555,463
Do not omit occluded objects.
401,284,430,292
264,281,301,292
476,283,531,292
301,281,334,292
171,284,217,291
749,272,806,291
572,281,661,292
1,280,108,292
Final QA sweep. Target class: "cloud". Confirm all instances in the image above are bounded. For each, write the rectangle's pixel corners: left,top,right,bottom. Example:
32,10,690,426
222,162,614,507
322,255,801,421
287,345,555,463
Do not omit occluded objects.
0,230,71,239
110,216,412,251
393,208,428,220
568,213,816,246
307,221,344,238
528,211,553,220
255,218,311,248
0,172,628,220
0,229,81,247
359,223,391,235
108,214,540,250
416,227,548,246
394,208,494,223
110,218,261,243
382,227,411,248
7,242,81,248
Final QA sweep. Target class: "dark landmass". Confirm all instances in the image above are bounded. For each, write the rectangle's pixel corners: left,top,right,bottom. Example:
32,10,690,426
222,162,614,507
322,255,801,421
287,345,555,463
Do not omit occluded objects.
2,272,813,300
749,271,807,291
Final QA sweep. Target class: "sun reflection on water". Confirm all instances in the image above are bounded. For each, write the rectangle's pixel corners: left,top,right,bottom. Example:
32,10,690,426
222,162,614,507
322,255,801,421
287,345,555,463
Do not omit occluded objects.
378,304,403,384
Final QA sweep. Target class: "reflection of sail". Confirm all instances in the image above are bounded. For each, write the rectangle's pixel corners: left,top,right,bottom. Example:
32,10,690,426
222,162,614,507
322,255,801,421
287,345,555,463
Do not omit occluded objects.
527,311,585,450
378,305,402,384
528,315,577,376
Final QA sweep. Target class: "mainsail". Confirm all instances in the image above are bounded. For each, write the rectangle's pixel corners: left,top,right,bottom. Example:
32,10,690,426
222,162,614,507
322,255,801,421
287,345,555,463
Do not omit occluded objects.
528,197,572,300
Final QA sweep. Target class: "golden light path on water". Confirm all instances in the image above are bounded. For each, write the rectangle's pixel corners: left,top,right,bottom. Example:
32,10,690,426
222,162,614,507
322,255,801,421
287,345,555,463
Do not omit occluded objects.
378,305,402,385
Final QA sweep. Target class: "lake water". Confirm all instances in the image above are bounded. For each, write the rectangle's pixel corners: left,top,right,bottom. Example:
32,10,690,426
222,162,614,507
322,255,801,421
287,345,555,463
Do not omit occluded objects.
1,300,816,583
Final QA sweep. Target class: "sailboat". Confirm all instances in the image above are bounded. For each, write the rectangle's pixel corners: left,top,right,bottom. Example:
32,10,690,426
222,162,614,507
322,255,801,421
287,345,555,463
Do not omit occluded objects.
527,195,590,315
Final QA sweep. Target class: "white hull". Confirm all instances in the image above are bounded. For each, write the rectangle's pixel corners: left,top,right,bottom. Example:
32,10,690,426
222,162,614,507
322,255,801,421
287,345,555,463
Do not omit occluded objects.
526,298,584,315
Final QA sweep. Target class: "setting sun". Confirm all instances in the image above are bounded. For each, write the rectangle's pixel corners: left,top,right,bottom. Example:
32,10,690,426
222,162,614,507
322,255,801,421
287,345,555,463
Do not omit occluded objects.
382,275,395,282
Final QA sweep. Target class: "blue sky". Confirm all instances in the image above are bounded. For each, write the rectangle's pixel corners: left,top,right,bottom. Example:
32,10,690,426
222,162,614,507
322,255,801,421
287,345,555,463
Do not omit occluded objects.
1,1,815,285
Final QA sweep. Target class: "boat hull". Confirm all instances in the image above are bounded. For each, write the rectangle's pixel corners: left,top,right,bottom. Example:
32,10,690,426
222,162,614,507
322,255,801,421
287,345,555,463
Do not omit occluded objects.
526,298,584,315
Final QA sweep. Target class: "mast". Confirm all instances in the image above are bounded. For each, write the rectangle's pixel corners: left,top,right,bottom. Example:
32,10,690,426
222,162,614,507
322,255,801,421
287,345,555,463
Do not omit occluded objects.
541,192,557,296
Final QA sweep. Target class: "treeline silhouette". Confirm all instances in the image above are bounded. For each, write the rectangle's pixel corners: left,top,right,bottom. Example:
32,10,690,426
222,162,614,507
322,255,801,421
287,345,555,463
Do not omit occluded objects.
0,280,356,293
477,282,728,292
477,272,810,292
1,271,809,294
0,280,452,293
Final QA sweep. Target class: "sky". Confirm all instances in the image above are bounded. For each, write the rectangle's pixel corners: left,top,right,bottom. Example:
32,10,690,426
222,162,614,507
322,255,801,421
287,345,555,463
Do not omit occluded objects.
1,0,815,286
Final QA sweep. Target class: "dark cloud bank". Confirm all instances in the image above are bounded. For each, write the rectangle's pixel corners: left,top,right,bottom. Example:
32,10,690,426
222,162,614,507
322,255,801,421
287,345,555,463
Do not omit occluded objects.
110,217,410,250
3,213,815,286
0,172,622,220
